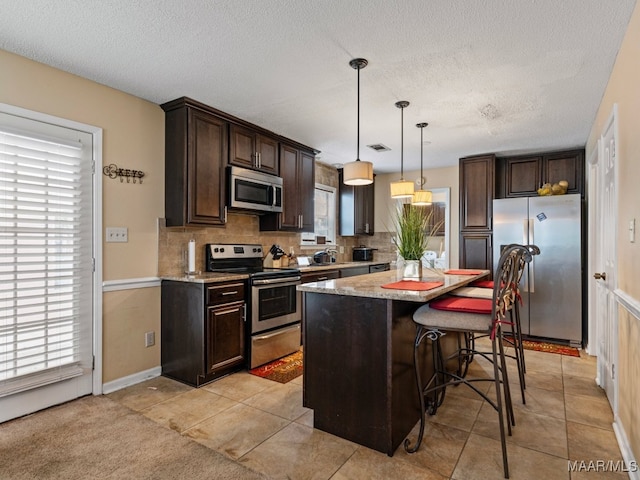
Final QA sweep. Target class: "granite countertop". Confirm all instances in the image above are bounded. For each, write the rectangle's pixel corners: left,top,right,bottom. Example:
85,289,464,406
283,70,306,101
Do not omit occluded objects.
160,261,390,283
296,261,386,273
297,268,490,302
161,272,249,284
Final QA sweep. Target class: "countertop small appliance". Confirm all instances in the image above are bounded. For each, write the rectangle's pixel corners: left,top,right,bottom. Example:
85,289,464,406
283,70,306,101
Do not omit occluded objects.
352,246,377,261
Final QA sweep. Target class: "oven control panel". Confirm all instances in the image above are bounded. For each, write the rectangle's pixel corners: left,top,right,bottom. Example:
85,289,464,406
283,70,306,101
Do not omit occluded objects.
207,243,262,259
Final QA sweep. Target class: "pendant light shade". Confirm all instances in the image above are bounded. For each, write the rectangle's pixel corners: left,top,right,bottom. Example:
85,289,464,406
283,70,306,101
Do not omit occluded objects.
343,58,374,186
412,189,433,205
390,101,415,198
412,122,433,206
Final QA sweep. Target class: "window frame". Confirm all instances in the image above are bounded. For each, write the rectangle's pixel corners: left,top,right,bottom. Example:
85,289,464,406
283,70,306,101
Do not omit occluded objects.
300,183,337,248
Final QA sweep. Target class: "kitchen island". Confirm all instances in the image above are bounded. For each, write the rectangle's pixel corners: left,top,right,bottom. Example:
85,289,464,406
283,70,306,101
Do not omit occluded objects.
298,268,488,456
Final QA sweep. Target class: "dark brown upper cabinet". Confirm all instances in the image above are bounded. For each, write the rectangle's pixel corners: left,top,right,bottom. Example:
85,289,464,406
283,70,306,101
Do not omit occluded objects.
459,154,495,231
229,124,279,175
543,150,584,195
502,156,543,197
496,149,585,198
338,169,375,236
162,100,228,227
260,143,315,232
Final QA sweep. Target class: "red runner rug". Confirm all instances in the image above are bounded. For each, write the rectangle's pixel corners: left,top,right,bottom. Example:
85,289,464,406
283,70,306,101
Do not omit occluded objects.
505,337,580,357
249,349,303,383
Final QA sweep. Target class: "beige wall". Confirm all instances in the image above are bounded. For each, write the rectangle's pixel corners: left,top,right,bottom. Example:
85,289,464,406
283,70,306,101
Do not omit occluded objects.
586,1,640,465
1,49,165,383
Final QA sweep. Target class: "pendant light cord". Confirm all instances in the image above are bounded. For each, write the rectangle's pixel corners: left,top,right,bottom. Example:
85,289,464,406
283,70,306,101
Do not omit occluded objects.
357,65,360,162
419,124,423,187
400,105,404,180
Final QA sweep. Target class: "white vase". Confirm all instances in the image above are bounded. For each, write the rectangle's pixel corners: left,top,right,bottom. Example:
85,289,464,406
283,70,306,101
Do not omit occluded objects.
401,259,422,280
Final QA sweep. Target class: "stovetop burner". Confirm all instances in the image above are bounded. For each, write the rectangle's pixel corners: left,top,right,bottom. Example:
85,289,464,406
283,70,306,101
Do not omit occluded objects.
205,243,299,279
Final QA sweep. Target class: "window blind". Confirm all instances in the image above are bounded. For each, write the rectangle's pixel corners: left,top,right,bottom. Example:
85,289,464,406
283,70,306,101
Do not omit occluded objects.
0,115,93,397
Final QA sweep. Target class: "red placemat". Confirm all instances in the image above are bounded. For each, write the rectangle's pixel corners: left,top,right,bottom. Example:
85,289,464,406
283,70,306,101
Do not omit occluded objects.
381,280,444,291
444,269,484,275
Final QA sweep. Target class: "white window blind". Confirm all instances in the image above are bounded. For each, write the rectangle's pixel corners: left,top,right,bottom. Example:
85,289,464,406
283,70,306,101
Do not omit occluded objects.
0,113,93,397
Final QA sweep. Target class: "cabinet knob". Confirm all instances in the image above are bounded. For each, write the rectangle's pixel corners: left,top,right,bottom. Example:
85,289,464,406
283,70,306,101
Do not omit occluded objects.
593,272,607,280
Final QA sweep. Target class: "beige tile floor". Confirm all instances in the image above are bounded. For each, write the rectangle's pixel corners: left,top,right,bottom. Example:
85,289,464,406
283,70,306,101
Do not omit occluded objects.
107,343,625,479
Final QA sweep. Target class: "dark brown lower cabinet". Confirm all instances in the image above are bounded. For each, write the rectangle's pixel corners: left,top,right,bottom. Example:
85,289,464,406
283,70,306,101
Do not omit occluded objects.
459,232,493,272
207,301,245,374
301,270,339,283
162,280,246,387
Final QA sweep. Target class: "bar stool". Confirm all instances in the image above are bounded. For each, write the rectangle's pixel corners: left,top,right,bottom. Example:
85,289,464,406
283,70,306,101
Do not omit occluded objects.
465,244,540,403
404,244,533,479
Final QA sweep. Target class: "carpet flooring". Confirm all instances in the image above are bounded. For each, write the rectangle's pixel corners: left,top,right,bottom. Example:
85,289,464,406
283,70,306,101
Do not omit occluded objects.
0,395,268,480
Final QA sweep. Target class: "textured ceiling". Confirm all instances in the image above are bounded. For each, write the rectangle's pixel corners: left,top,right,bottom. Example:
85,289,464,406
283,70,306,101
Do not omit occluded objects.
0,0,636,173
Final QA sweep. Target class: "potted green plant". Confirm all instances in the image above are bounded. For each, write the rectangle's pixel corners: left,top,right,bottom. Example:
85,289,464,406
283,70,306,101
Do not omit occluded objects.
392,204,439,279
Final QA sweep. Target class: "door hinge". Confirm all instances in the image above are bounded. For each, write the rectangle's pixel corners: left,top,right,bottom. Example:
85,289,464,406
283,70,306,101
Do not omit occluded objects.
612,363,615,380
92,257,96,272
92,161,96,174
92,355,95,370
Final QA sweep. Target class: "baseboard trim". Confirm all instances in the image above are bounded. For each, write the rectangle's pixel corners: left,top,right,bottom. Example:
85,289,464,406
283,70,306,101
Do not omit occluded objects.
102,366,161,394
102,277,161,292
613,418,640,479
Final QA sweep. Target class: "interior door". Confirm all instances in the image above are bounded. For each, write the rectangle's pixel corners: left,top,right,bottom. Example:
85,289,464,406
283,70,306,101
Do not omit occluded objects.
0,107,96,423
593,106,618,410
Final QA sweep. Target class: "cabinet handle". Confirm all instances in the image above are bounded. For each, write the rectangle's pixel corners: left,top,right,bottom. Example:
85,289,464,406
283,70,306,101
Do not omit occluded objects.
213,306,241,316
258,152,262,168
317,276,328,281
224,206,228,223
365,223,369,234
221,291,238,295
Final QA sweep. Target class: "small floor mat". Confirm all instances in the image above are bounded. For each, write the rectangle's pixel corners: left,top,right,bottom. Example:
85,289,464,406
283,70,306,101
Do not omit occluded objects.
249,349,303,383
505,337,580,357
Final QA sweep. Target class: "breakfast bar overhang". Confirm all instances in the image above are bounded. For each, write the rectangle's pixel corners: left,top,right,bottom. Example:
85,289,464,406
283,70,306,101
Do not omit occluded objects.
299,269,489,456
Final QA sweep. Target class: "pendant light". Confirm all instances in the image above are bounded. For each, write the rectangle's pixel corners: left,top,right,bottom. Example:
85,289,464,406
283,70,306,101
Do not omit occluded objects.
412,122,433,205
343,58,374,186
389,101,415,198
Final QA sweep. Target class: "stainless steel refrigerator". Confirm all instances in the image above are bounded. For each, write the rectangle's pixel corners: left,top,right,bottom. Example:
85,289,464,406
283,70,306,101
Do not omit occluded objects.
493,194,582,345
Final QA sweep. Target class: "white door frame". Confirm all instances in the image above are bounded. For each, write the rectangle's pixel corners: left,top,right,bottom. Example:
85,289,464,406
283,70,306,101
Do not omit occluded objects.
588,103,619,413
586,144,599,358
0,103,103,420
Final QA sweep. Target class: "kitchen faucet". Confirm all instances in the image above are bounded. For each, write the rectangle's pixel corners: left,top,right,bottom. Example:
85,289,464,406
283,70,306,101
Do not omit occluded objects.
324,247,338,263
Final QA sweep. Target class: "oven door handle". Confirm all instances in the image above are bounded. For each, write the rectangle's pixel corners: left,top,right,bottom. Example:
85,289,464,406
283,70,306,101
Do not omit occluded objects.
252,276,301,286
253,323,301,341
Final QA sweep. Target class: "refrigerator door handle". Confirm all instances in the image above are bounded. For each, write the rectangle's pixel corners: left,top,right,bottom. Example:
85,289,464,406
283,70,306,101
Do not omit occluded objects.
521,219,530,292
529,218,535,293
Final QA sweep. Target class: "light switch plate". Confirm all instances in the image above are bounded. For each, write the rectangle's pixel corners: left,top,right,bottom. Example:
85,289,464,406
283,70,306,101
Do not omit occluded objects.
106,227,128,243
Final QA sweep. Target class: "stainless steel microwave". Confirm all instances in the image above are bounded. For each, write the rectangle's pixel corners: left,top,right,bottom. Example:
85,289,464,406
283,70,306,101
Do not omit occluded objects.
228,166,283,213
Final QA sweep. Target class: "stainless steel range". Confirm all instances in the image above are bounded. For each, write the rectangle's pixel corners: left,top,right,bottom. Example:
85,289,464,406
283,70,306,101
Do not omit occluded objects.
205,243,301,368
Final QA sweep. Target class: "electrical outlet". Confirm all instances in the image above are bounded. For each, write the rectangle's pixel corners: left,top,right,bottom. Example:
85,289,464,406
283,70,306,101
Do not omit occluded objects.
339,246,344,254
145,331,155,347
106,227,128,243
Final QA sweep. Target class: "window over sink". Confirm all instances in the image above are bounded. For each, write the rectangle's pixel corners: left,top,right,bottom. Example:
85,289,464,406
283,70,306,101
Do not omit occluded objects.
301,184,336,246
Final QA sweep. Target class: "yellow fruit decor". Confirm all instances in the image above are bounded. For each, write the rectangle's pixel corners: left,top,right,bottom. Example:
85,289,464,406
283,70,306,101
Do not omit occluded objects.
537,180,568,196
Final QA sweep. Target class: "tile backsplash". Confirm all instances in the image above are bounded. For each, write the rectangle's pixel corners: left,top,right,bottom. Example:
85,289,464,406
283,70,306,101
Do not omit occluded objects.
157,161,373,276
